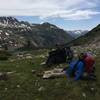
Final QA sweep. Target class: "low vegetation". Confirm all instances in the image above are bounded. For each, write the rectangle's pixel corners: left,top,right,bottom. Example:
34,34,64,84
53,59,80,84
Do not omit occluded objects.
0,48,100,100
0,50,12,60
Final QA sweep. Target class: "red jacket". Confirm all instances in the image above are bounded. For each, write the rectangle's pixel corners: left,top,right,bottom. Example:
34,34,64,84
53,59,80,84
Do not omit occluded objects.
84,55,95,74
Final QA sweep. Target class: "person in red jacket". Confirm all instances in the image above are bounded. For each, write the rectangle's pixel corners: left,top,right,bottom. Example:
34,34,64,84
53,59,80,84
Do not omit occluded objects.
81,53,96,80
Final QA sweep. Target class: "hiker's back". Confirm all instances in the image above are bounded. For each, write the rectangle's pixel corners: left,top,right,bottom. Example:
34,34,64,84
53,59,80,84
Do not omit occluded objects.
84,53,95,74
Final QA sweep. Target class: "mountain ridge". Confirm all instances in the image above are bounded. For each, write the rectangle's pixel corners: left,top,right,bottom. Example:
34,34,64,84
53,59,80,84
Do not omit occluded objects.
0,17,73,50
68,24,100,47
67,30,88,38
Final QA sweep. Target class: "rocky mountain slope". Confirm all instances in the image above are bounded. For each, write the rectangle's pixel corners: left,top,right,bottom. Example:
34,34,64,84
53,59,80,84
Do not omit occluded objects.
67,30,88,38
69,24,100,47
0,17,73,50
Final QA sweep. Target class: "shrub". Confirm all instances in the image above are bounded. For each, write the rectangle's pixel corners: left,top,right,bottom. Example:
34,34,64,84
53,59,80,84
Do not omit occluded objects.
0,50,12,60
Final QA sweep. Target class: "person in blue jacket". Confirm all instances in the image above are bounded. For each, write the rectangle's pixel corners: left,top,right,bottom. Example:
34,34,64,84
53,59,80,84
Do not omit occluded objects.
65,53,85,81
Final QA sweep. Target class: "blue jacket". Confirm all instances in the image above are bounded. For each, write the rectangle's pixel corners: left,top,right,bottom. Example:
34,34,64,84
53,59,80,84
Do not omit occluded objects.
66,60,85,80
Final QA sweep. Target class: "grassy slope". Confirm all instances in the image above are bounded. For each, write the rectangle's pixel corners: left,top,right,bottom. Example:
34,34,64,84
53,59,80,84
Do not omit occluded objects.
0,49,100,100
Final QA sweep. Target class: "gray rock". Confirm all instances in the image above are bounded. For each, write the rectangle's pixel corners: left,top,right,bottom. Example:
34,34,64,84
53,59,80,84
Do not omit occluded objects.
25,55,33,59
31,70,36,74
82,92,86,98
43,68,65,79
38,86,45,92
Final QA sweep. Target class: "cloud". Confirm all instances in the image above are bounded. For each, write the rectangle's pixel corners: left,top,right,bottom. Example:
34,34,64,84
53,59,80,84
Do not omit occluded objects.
57,10,100,20
0,0,100,20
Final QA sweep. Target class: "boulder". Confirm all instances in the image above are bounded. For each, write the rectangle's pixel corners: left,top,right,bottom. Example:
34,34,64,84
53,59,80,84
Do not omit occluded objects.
43,68,65,79
31,70,36,74
38,86,45,92
26,55,33,59
40,62,46,65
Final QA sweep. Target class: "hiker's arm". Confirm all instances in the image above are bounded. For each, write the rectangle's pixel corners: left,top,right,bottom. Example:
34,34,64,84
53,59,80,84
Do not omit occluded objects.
74,62,84,81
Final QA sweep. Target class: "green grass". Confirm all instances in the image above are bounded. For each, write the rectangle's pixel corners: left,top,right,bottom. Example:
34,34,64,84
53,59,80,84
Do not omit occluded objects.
0,49,100,100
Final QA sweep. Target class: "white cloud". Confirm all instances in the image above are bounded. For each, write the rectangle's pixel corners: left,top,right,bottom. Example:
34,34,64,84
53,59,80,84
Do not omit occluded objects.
0,0,99,20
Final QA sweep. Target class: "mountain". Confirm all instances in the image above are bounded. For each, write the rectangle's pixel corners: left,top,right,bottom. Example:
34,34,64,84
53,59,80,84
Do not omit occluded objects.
67,30,88,38
0,17,73,50
69,24,100,46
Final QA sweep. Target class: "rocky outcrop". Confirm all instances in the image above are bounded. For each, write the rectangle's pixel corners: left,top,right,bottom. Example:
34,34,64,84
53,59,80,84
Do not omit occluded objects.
0,17,73,50
43,68,66,79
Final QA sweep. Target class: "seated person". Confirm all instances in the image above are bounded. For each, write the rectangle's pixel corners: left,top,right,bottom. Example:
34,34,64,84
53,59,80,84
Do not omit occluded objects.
64,53,85,81
63,52,96,81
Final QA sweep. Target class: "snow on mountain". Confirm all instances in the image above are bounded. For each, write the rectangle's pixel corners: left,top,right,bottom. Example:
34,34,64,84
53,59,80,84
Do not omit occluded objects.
0,17,73,50
67,30,88,38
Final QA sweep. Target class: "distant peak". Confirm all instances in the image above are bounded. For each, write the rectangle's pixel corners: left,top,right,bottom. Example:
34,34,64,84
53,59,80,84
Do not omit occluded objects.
0,16,19,25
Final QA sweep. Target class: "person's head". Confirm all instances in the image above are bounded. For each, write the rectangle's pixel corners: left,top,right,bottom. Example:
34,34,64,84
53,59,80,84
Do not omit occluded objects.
78,53,86,60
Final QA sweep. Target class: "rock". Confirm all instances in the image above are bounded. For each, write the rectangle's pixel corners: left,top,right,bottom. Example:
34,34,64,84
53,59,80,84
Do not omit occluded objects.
25,53,32,56
17,85,20,88
17,54,24,58
35,55,45,58
43,68,65,79
38,86,45,92
31,70,36,74
5,87,8,90
91,87,94,91
7,71,16,75
9,59,15,62
26,56,33,59
40,62,46,65
82,92,86,98
90,87,95,92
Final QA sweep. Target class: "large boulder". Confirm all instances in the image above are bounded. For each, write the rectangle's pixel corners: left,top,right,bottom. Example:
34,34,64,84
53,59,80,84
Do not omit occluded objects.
43,68,66,79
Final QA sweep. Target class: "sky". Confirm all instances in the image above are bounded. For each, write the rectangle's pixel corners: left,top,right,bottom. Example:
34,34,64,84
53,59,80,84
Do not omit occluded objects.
0,0,100,30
